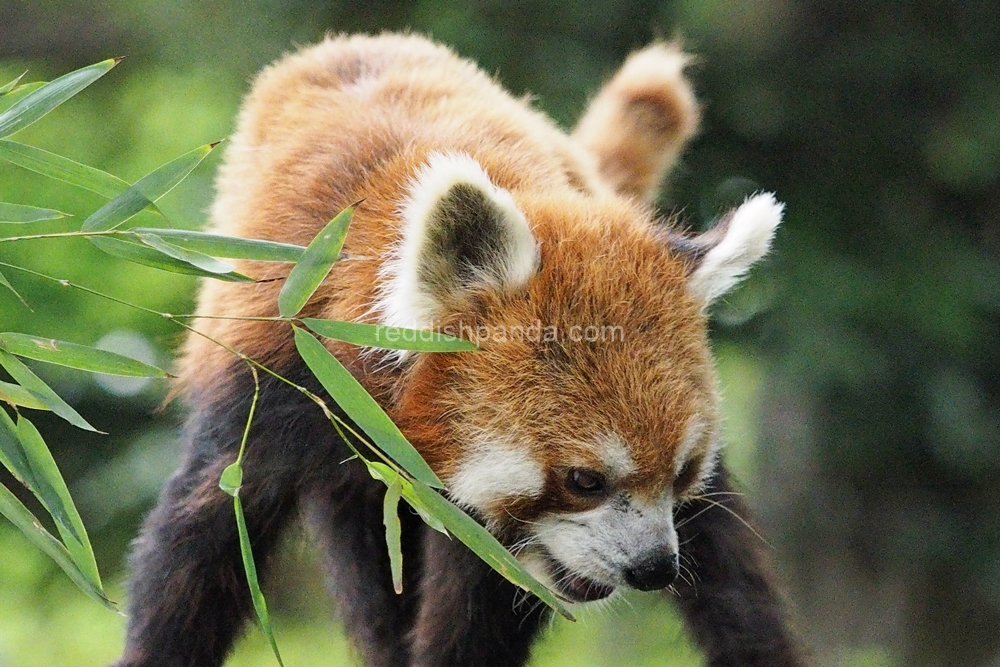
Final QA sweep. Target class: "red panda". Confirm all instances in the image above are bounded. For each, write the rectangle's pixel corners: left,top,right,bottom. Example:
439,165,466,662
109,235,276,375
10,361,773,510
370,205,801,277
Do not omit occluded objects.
114,33,806,667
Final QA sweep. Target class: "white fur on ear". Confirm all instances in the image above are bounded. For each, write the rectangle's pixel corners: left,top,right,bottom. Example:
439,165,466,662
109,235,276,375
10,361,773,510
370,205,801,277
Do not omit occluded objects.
687,193,784,307
376,152,539,330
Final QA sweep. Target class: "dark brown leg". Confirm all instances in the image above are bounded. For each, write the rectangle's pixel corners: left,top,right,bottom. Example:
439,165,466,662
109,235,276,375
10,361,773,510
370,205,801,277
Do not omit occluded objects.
672,466,811,667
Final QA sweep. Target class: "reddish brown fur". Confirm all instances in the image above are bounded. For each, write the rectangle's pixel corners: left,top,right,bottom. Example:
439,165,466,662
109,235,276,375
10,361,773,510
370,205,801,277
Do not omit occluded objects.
117,32,810,667
180,33,711,528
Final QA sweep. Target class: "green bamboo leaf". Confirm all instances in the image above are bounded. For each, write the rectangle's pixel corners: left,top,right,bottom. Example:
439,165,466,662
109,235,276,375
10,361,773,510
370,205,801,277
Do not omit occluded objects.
233,494,285,667
0,141,164,227
0,269,28,307
219,461,243,497
383,477,404,594
0,82,45,115
0,72,27,95
0,483,115,612
0,202,69,224
82,142,217,233
0,410,80,548
0,407,44,498
14,415,101,588
129,228,305,262
0,410,83,550
0,140,128,197
409,480,575,620
0,141,161,221
277,205,355,317
136,233,242,276
0,332,171,377
304,318,478,352
89,236,253,282
367,461,448,535
0,349,99,432
292,327,442,489
0,59,118,139
0,380,48,410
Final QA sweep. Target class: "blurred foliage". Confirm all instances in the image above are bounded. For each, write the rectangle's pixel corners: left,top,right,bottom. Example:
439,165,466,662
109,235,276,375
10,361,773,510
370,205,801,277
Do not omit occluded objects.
1,1,999,666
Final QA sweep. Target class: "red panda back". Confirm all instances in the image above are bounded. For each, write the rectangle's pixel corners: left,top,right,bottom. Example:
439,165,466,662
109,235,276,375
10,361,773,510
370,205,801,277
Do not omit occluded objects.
180,33,606,386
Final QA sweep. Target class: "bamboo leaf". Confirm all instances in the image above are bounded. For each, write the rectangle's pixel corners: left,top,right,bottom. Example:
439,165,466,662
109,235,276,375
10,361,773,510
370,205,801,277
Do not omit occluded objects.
136,233,242,276
383,477,404,594
367,461,448,535
0,410,87,571
0,202,69,224
14,415,101,588
365,458,572,618
0,407,44,500
0,332,170,377
0,141,164,226
0,72,27,95
0,59,118,139
0,82,45,115
277,205,355,318
0,269,28,307
233,494,285,667
0,380,48,410
408,480,575,620
0,483,115,611
0,349,99,432
82,142,216,233
0,140,128,197
219,461,243,497
293,327,442,489
89,236,253,282
304,318,478,352
128,228,305,262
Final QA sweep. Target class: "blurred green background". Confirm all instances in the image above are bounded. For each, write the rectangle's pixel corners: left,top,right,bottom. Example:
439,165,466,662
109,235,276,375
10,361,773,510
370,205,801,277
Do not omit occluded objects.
2,1,999,666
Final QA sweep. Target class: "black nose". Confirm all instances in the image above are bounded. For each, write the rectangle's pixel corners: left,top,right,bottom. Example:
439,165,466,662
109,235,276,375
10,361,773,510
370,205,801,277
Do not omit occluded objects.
624,553,679,591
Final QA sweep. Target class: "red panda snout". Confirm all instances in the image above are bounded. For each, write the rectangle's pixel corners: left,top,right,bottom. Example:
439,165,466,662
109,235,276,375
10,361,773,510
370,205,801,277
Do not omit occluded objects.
519,488,681,602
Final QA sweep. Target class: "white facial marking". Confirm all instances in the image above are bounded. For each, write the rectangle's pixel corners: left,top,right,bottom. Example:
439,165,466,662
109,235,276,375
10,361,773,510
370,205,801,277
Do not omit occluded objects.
375,152,539,332
674,416,706,476
595,432,638,479
446,437,545,512
688,192,784,308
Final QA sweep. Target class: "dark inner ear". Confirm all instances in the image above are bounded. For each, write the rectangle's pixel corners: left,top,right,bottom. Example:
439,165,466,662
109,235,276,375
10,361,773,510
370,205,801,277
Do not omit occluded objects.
662,208,735,273
419,183,513,300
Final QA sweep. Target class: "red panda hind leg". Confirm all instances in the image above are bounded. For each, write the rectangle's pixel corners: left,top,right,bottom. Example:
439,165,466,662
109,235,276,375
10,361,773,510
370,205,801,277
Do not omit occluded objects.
113,368,302,667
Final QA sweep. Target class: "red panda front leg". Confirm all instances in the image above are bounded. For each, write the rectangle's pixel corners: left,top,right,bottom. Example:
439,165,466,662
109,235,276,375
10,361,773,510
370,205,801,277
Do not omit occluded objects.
573,42,700,204
407,525,549,667
673,465,810,667
303,471,426,667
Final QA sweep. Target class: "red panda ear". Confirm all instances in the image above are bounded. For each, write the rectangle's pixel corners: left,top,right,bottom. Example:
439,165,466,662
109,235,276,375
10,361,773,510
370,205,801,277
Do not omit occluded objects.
669,193,784,309
377,153,540,328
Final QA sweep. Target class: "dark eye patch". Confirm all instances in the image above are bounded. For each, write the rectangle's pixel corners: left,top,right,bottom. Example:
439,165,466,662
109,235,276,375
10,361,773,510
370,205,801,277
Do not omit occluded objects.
673,454,704,496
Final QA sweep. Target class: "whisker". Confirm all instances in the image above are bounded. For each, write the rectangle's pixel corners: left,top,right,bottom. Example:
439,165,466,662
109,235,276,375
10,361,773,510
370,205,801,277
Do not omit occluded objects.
688,490,746,500
696,497,771,546
674,503,717,530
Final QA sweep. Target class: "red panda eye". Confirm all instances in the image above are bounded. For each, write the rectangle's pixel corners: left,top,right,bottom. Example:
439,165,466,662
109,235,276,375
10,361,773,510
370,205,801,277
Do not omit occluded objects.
567,468,607,497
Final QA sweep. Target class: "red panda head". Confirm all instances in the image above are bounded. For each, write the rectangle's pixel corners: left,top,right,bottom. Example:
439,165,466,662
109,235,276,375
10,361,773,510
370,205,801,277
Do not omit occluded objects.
376,153,783,603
